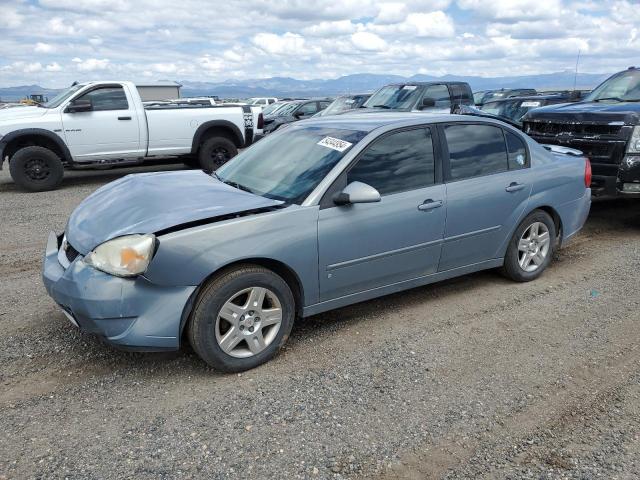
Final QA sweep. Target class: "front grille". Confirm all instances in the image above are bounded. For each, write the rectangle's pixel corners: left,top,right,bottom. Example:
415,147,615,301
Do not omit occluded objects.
524,120,629,167
525,122,623,137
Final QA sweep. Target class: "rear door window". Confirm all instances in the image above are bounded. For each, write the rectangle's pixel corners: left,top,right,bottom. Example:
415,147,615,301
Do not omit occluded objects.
444,124,509,180
505,131,529,169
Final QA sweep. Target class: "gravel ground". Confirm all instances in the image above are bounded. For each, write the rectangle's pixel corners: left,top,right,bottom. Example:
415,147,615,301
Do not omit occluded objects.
0,164,639,479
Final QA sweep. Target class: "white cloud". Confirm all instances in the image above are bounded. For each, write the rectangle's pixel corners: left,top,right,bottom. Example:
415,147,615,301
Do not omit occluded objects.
48,17,76,35
76,58,111,71
46,63,63,72
252,32,309,56
35,43,55,54
0,0,637,87
351,31,387,51
405,11,455,37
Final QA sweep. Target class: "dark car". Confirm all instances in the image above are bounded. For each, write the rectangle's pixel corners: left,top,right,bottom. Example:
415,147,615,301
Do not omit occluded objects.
314,94,371,117
523,67,640,197
263,99,332,134
475,88,537,106
361,82,473,112
480,91,586,126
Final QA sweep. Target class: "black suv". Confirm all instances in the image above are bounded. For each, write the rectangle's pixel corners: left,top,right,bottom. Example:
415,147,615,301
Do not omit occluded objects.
523,67,640,197
263,99,332,134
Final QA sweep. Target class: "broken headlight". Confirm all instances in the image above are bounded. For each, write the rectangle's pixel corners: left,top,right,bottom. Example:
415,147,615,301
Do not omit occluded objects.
627,126,640,153
83,234,156,277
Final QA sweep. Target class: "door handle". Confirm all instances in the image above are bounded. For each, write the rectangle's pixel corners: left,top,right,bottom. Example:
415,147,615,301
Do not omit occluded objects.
418,199,443,211
505,182,526,193
118,116,132,120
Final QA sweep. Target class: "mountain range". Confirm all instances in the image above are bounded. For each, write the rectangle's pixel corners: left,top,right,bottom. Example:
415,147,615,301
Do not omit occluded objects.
0,71,609,101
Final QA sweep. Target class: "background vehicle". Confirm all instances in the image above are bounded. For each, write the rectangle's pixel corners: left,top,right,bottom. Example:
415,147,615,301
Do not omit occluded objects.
523,67,640,197
43,113,591,372
262,99,332,133
314,94,371,117
361,82,473,112
261,101,291,116
475,88,537,106
480,91,586,126
245,97,278,106
0,80,263,191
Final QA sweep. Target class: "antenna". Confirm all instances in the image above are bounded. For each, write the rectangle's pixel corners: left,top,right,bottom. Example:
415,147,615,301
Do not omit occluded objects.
573,50,581,90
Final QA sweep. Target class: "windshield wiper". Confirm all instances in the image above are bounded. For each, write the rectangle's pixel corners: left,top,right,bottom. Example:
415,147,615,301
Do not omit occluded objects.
213,173,255,194
372,104,392,109
594,97,624,102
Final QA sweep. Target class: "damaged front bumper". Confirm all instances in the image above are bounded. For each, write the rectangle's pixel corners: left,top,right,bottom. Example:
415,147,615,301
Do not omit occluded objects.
42,232,196,351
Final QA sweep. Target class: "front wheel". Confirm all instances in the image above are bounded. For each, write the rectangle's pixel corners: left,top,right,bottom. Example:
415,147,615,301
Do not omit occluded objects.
502,210,556,282
188,265,295,372
9,146,64,192
198,136,238,172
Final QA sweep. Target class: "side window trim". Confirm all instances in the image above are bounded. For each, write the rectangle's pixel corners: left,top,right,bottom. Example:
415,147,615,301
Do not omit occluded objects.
319,125,442,208
71,84,130,111
438,122,531,182
503,128,531,170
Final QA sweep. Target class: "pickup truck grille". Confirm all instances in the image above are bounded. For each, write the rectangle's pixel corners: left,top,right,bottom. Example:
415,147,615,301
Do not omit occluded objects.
523,121,630,168
525,122,623,137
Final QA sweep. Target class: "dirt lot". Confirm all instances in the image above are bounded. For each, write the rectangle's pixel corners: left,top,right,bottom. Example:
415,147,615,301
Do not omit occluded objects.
0,164,639,479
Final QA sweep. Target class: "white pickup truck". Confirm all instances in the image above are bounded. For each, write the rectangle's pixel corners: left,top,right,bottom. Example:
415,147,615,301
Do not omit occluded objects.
0,81,263,191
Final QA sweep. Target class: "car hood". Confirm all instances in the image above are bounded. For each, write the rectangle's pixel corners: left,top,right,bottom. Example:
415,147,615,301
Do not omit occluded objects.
524,101,640,125
65,170,283,254
0,106,48,123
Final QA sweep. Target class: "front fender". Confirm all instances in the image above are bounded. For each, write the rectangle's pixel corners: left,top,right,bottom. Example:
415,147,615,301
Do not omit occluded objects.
144,206,321,306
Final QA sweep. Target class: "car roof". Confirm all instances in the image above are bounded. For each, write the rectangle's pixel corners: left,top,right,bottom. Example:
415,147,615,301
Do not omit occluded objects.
294,111,509,132
385,81,468,87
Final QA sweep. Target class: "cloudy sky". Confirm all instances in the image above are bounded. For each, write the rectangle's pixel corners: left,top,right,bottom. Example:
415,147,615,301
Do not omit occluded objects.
0,0,639,87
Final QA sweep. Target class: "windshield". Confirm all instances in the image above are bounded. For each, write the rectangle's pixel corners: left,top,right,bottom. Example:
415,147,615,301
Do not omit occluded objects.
363,85,421,110
481,99,542,122
320,95,370,116
473,91,486,104
216,125,367,204
271,102,299,116
43,84,84,108
262,102,286,115
586,70,640,102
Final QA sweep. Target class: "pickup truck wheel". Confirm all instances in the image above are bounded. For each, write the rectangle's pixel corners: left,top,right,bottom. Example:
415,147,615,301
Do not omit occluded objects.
198,137,238,172
188,265,295,372
501,210,556,282
9,146,64,192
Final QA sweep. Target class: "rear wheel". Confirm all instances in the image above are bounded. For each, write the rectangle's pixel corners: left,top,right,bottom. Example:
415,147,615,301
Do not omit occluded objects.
9,146,64,192
188,265,295,372
198,136,238,172
502,210,556,282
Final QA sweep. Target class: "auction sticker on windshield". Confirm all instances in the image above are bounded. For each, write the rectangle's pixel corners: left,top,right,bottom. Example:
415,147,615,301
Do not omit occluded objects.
521,101,541,107
317,136,353,152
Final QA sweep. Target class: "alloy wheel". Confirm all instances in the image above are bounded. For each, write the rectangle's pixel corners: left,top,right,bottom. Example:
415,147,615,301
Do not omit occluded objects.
517,221,551,272
215,287,283,358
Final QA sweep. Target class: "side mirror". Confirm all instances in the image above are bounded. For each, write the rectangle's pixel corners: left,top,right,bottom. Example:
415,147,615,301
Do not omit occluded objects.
333,181,381,206
66,98,92,113
419,97,436,109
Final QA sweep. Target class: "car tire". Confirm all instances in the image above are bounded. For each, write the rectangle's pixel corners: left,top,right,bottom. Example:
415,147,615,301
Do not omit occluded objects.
9,146,64,192
198,136,238,172
188,265,295,372
502,210,556,282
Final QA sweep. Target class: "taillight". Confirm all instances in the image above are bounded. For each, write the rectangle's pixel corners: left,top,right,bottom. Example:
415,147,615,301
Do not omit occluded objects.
257,113,264,130
584,158,592,188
